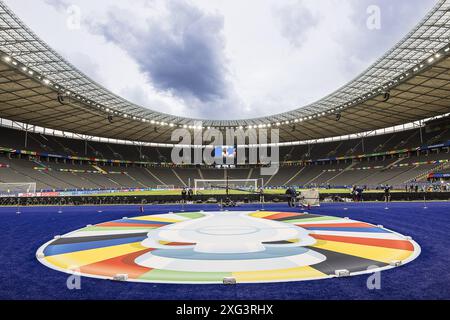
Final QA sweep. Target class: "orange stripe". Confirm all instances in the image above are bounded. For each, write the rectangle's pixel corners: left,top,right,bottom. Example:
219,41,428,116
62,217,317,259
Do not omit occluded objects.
80,248,153,278
97,222,162,228
166,242,195,246
299,222,373,228
264,212,305,220
311,234,414,251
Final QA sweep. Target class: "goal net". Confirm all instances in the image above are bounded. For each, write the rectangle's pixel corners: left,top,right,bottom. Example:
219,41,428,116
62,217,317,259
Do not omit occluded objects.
0,182,37,197
156,185,175,190
297,189,320,207
194,179,260,195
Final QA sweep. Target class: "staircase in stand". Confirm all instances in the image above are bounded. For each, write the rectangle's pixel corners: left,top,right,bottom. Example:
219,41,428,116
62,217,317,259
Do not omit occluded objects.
410,161,450,183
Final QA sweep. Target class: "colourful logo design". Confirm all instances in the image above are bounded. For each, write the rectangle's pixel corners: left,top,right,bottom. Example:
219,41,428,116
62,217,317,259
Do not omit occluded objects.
36,211,420,284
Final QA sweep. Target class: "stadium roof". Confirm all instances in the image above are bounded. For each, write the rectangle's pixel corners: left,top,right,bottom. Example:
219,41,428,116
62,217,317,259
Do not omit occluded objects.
1,0,450,144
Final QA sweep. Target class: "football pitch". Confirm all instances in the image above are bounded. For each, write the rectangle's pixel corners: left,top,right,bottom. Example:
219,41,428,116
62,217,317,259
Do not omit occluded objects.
90,188,395,197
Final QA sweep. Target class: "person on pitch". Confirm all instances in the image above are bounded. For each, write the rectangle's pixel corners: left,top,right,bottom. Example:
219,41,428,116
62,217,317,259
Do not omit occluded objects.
258,186,265,203
286,186,296,207
356,186,364,202
291,187,298,207
181,187,187,204
383,184,391,203
351,185,357,202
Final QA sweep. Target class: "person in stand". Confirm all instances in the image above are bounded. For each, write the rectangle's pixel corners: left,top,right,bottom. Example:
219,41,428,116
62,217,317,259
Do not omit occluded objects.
181,187,187,204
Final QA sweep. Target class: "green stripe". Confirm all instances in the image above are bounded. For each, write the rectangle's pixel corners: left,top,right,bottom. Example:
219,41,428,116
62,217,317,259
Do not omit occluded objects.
139,269,231,282
284,216,340,223
176,212,205,219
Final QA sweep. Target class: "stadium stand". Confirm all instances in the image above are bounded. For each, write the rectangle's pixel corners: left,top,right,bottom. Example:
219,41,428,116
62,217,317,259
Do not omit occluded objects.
1,123,449,192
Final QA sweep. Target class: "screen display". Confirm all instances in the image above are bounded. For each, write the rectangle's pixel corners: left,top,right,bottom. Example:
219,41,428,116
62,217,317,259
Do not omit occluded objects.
214,146,236,159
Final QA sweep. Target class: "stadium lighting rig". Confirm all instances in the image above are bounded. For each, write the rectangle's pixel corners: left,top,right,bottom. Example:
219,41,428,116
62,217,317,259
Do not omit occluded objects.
268,46,450,130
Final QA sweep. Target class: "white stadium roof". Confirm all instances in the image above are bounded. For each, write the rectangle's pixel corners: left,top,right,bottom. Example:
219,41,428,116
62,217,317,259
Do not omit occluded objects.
1,0,450,143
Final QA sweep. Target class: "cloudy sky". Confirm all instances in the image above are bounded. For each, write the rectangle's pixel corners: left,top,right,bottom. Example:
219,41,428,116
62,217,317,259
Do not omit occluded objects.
3,0,437,120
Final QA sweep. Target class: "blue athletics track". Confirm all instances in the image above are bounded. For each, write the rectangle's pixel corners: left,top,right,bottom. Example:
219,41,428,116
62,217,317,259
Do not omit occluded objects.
0,201,449,300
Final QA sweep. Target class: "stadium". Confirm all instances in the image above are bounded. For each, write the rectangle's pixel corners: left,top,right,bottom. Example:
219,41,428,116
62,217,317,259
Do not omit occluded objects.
0,0,449,304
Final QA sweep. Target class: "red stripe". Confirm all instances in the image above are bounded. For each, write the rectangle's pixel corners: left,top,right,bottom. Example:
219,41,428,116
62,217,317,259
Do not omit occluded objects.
80,248,153,279
298,222,373,228
166,242,195,246
264,212,305,220
311,234,414,251
97,222,162,228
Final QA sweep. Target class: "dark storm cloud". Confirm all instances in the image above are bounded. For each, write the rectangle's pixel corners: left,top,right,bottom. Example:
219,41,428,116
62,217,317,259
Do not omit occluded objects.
88,0,229,103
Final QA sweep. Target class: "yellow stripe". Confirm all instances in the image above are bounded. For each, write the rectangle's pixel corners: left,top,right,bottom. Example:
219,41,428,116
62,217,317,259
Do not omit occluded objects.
312,240,413,264
249,211,279,218
45,242,146,269
132,216,181,223
233,266,326,282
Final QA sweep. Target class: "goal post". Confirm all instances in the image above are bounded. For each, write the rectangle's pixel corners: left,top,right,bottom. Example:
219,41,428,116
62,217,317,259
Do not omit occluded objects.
194,179,261,195
0,182,36,197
